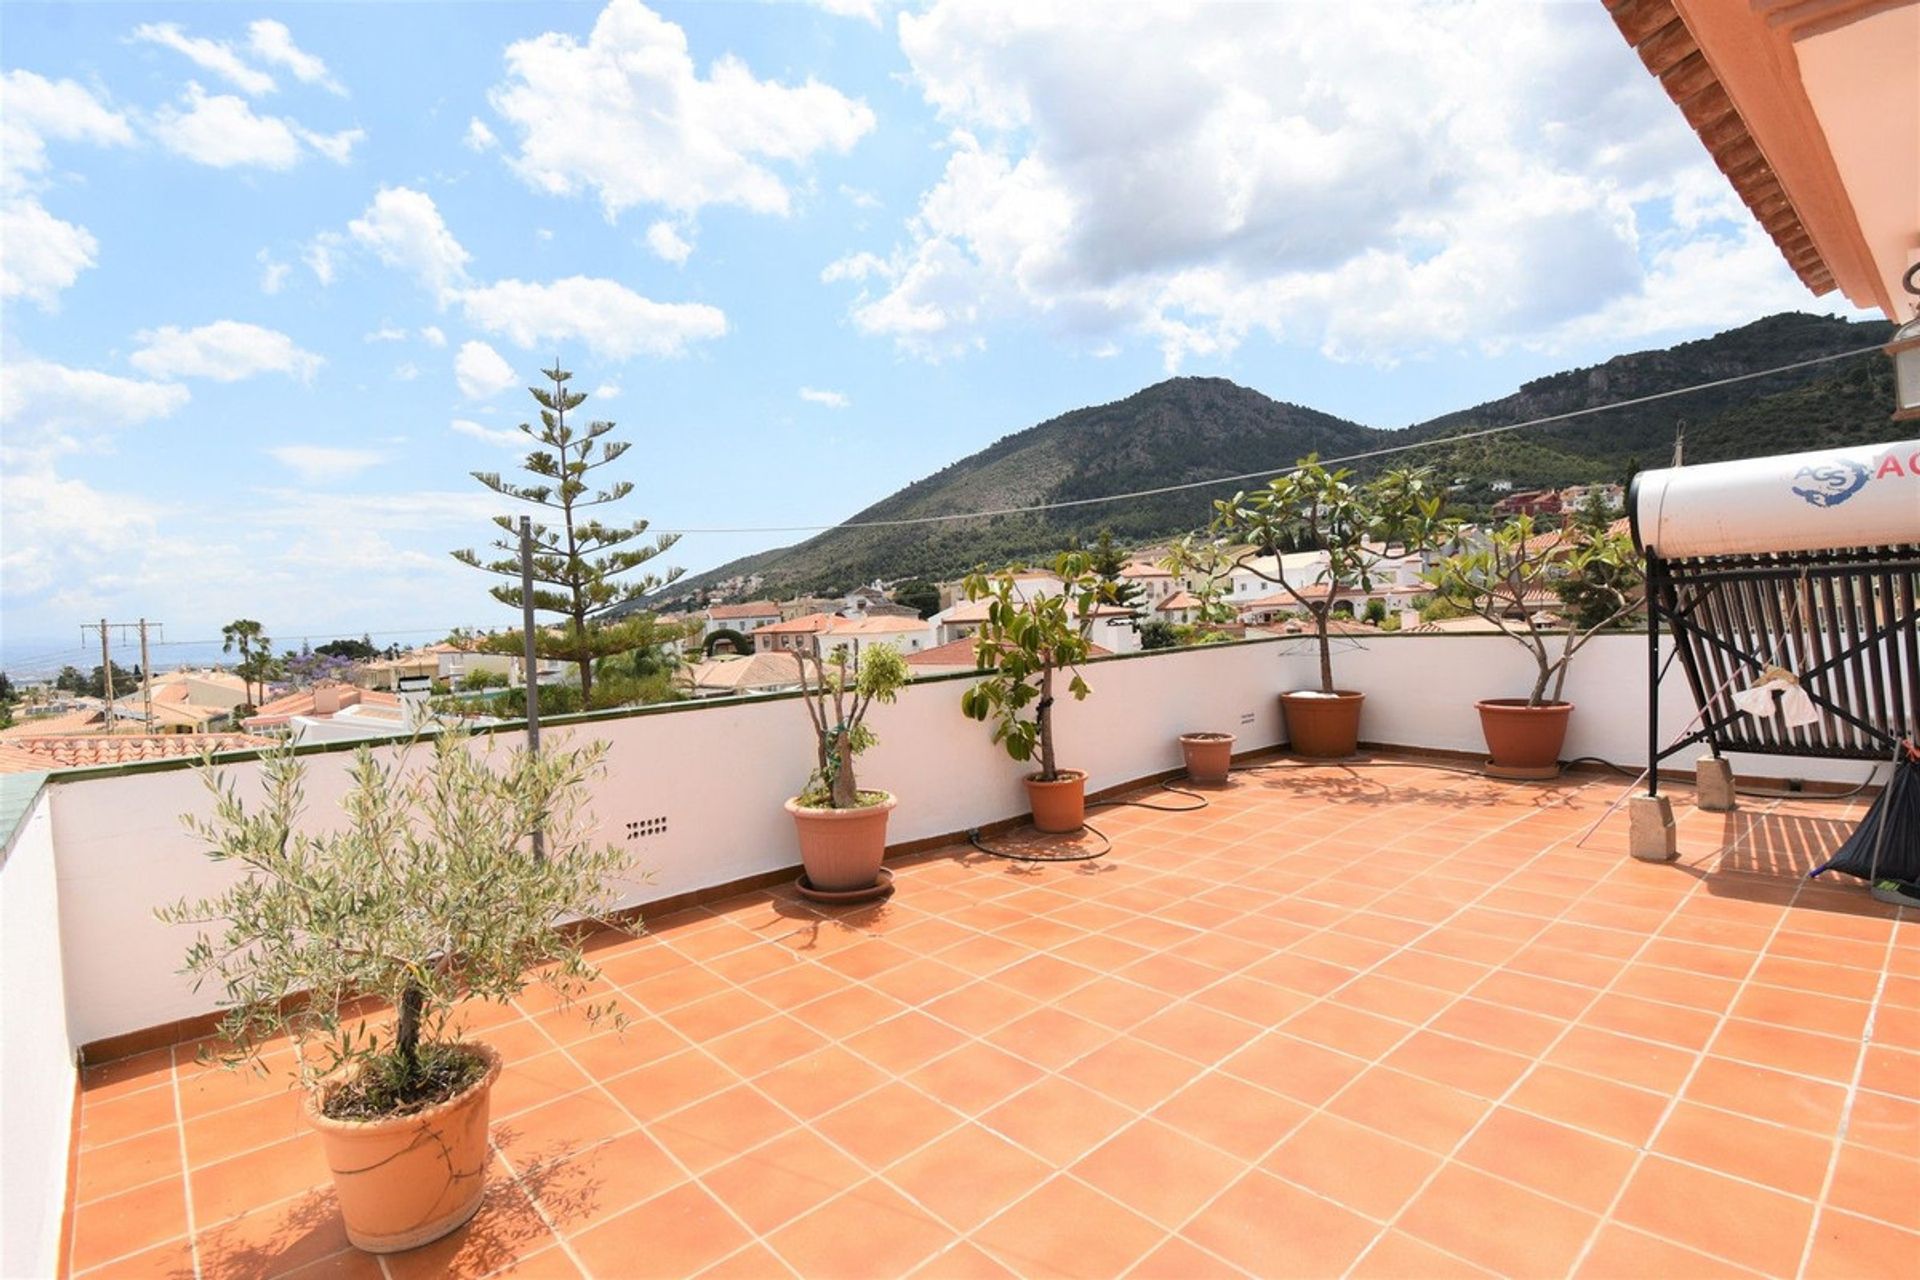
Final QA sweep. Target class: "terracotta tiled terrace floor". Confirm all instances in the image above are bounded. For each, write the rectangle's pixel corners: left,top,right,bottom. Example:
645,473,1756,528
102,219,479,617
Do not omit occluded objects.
68,757,1919,1279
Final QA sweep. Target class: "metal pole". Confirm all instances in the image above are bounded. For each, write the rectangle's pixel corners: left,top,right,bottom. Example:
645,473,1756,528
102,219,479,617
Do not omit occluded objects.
138,619,154,732
1646,557,1661,798
98,617,115,729
519,516,545,862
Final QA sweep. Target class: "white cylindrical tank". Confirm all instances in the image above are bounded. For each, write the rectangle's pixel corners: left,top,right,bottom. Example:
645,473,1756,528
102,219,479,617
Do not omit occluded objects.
1631,439,1920,559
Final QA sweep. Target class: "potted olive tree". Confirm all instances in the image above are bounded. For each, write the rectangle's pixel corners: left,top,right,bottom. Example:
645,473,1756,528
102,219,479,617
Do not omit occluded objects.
160,730,631,1254
960,552,1112,832
787,637,909,900
1210,458,1444,756
1159,536,1245,781
1423,513,1644,775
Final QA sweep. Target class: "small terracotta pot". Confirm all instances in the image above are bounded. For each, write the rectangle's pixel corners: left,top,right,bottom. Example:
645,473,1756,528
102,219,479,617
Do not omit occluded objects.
1179,733,1235,784
1025,770,1087,833
787,793,897,892
1279,691,1365,758
306,1042,502,1254
1476,699,1573,773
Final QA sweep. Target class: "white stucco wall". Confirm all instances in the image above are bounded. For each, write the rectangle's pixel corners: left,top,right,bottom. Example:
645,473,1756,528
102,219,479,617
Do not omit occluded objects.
47,632,1883,1049
1,785,75,1280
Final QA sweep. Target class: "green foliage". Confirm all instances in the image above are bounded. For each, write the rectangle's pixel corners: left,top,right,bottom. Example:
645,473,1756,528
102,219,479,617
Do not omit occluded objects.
1208,459,1445,692
459,669,509,691
315,637,378,661
794,641,908,809
454,365,683,703
1419,595,1471,622
703,627,752,656
1363,598,1388,626
1138,620,1180,651
158,729,635,1109
959,553,1111,781
1423,515,1645,706
891,579,942,619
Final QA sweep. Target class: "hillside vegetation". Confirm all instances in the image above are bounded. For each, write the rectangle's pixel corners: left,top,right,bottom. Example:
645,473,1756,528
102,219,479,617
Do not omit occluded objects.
665,312,1896,600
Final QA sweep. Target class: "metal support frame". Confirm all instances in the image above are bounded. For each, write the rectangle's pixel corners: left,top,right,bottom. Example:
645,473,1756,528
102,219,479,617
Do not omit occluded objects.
1645,543,1920,788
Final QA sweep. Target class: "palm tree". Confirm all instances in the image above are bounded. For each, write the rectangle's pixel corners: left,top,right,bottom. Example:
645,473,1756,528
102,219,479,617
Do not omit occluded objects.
222,619,271,709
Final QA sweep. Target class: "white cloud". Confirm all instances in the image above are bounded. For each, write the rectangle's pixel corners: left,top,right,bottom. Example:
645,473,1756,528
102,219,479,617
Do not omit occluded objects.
393,362,420,381
257,249,290,295
645,220,693,265
0,461,165,596
488,0,873,222
363,325,408,343
131,22,276,96
304,232,342,285
827,1,1813,367
420,325,447,347
130,320,324,382
454,276,726,361
247,20,345,96
591,382,620,400
0,198,98,306
451,418,524,447
799,386,850,408
346,186,471,295
464,117,497,151
149,83,359,169
454,340,518,400
0,358,190,440
295,125,364,164
0,70,136,192
839,184,881,210
268,444,386,483
149,82,303,168
807,0,885,24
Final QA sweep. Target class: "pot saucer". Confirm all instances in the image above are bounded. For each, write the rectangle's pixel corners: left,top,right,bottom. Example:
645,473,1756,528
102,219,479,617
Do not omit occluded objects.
796,867,894,904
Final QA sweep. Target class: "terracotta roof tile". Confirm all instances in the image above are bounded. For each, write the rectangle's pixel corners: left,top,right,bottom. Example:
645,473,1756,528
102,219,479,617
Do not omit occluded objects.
0,733,275,774
706,600,783,620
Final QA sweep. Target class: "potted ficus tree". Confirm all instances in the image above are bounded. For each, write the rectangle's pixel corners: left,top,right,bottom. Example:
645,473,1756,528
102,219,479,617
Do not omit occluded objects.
1422,509,1645,775
787,636,909,900
1209,458,1445,757
960,552,1113,832
159,730,631,1254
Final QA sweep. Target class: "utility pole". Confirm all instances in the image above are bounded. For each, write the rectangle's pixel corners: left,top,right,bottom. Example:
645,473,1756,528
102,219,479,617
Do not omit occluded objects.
78,620,165,732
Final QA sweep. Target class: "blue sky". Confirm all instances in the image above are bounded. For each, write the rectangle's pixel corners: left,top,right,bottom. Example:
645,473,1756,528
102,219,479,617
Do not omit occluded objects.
0,0,1863,665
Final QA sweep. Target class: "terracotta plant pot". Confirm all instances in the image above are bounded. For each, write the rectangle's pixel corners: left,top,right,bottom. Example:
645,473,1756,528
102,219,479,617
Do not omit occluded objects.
1179,733,1235,785
1025,770,1087,833
1476,699,1573,776
786,792,897,892
1279,690,1365,758
306,1042,502,1254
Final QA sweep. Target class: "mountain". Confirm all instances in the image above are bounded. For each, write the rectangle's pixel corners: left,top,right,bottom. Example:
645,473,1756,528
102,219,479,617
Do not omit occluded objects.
661,312,1896,601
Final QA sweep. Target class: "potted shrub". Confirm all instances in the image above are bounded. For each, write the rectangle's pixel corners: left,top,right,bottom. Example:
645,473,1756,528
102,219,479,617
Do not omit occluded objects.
1178,733,1235,784
1208,458,1445,756
787,636,909,899
1162,537,1244,780
159,731,631,1254
1423,511,1644,775
960,552,1113,832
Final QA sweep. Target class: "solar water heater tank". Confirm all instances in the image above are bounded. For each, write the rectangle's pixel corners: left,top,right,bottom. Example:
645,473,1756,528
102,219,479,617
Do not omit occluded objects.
1630,439,1920,560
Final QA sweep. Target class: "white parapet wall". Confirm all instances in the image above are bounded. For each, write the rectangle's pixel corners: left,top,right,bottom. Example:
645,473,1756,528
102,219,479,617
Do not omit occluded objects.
46,632,1881,1050
1,784,75,1279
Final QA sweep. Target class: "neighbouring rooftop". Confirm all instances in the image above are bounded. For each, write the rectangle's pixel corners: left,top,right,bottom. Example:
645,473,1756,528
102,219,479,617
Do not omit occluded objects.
64,757,1917,1278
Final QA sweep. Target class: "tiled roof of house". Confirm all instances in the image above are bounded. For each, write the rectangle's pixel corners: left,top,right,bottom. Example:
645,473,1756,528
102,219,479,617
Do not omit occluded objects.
0,708,106,738
707,600,783,620
754,612,842,635
1158,591,1202,612
905,637,1114,669
685,652,806,692
1118,562,1173,578
829,616,932,635
0,733,275,774
245,686,402,730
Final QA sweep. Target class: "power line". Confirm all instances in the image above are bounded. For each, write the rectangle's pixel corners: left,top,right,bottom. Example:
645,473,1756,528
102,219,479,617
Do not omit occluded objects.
647,343,1887,536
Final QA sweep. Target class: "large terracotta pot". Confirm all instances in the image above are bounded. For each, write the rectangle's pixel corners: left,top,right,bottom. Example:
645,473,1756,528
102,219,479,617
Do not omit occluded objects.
786,793,896,892
1025,770,1087,833
1279,691,1365,758
1477,699,1573,775
307,1042,502,1254
1179,733,1235,785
